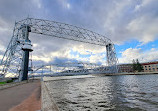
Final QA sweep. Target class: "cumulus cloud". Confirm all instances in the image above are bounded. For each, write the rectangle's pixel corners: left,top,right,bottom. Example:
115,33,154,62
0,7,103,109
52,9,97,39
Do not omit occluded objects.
119,47,158,64
119,48,142,63
101,0,158,44
72,44,106,55
127,15,158,43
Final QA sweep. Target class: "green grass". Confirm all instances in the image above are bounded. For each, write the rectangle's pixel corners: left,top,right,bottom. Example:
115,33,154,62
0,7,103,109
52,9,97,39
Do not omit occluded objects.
0,82,6,85
0,80,13,85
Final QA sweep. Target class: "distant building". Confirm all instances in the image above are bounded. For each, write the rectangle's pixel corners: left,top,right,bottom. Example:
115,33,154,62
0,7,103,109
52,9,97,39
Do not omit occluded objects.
118,64,133,73
118,61,158,73
141,61,158,72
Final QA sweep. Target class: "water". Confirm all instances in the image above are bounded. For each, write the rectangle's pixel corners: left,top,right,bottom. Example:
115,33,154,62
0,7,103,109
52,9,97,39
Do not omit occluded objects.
47,75,158,111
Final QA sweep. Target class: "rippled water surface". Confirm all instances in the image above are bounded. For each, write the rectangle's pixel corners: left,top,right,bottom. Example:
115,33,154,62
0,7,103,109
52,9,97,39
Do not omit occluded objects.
47,75,158,111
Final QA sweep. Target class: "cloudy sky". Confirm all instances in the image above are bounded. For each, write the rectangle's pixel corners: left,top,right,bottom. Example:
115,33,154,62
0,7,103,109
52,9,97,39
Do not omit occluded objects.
0,0,158,66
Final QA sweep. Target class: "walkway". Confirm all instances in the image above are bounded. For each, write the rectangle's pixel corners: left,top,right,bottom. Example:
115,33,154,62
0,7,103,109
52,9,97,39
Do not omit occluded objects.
0,80,41,111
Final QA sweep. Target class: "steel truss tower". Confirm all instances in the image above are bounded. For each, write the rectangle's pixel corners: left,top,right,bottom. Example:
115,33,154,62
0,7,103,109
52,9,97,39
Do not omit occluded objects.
0,18,118,80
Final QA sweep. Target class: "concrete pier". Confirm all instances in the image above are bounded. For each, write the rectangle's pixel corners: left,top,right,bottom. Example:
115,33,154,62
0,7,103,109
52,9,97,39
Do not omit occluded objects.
41,81,59,111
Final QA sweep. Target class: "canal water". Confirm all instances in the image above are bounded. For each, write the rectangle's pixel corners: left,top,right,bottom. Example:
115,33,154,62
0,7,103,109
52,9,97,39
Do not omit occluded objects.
47,75,158,111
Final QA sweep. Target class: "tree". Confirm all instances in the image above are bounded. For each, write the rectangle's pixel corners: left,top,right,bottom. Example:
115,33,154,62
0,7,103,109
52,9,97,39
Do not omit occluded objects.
132,59,143,72
136,59,143,72
132,59,137,72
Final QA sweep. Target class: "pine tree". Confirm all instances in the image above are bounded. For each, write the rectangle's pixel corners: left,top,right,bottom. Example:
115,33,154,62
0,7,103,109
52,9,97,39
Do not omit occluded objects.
136,59,143,72
132,59,143,72
132,59,137,72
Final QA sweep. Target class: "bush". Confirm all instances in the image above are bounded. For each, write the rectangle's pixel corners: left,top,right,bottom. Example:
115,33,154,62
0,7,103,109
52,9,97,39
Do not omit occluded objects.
6,80,13,83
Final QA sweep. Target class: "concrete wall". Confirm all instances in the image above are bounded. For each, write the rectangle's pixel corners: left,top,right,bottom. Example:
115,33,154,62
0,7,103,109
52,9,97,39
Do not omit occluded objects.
41,81,59,111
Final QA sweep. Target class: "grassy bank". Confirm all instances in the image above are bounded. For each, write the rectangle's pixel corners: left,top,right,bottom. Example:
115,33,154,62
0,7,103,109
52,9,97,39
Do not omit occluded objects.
0,82,6,85
0,80,13,85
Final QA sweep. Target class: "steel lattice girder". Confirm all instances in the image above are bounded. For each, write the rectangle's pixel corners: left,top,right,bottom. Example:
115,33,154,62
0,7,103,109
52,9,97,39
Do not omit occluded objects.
16,18,112,46
31,62,113,77
0,18,118,78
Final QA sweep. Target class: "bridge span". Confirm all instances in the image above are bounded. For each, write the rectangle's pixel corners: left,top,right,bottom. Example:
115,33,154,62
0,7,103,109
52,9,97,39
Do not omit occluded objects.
0,18,119,81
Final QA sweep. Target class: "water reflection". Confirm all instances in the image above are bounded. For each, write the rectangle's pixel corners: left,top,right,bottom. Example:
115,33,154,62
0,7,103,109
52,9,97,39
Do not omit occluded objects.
47,75,158,111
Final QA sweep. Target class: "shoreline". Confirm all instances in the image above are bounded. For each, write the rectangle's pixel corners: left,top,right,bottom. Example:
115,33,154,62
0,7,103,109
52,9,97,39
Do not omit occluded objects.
92,72,158,76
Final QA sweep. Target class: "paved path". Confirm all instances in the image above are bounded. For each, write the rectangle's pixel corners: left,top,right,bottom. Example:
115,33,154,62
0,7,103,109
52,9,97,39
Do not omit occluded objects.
0,80,40,111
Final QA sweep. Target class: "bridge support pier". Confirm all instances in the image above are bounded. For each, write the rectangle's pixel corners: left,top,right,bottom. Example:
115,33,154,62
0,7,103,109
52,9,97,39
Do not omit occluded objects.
106,43,118,73
19,25,33,81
